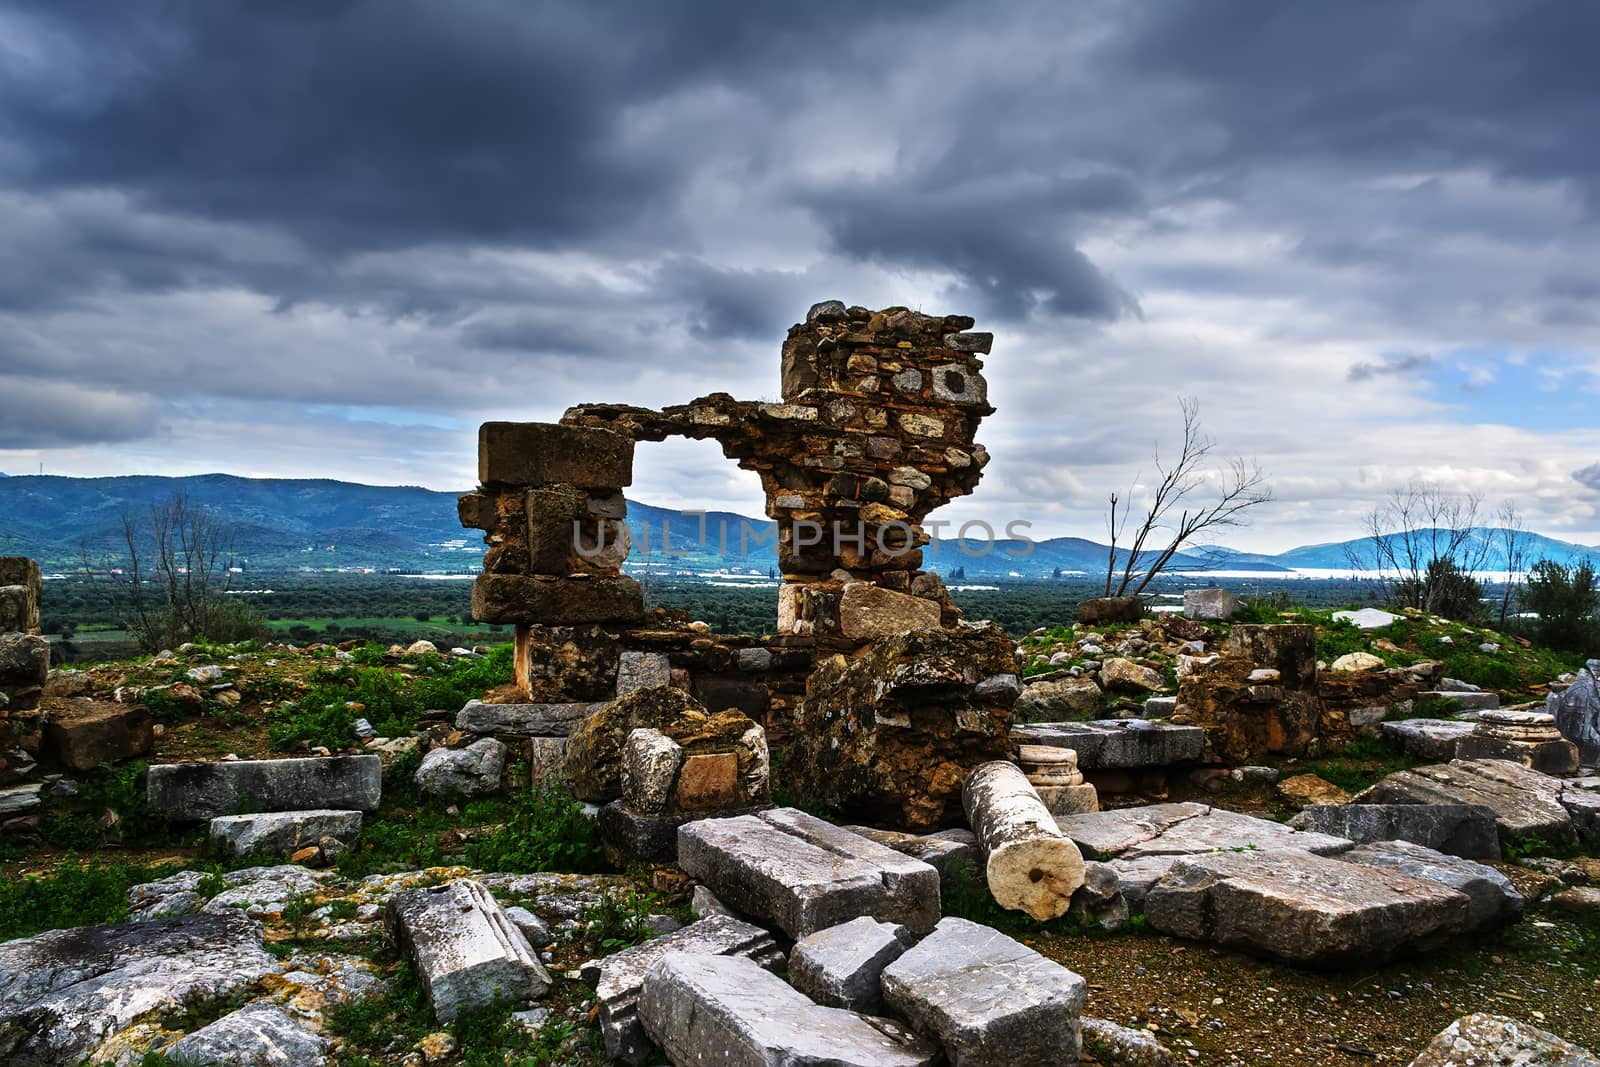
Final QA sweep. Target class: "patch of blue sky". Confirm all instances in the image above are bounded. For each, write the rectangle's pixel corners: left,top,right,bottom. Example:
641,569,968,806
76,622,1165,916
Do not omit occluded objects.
1418,348,1597,431
302,404,461,430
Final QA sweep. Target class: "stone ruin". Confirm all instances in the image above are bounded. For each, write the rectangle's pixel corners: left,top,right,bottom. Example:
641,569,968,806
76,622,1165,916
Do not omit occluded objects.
458,302,1023,837
0,557,47,790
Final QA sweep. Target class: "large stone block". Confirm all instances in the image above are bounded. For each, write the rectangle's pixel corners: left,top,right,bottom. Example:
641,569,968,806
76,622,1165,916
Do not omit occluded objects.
677,806,942,939
596,801,766,865
1183,588,1239,620
0,632,49,709
1340,840,1523,932
1056,802,1351,861
1356,758,1577,846
591,913,784,1065
1406,1013,1600,1067
147,754,382,820
43,700,154,771
1011,720,1205,770
415,737,507,797
1289,803,1501,860
786,623,1017,830
1549,660,1600,765
837,582,942,640
471,573,643,626
0,557,40,634
1012,677,1102,722
208,809,363,858
880,917,1087,1066
1378,718,1475,761
0,912,276,1066
477,422,633,488
639,954,940,1067
1145,848,1472,965
790,916,911,1014
385,879,551,1024
455,699,593,737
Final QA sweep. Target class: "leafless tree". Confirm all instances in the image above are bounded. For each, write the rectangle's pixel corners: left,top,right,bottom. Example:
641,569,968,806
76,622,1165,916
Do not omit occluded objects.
1348,480,1493,614
1494,500,1530,630
1102,398,1273,598
83,493,246,652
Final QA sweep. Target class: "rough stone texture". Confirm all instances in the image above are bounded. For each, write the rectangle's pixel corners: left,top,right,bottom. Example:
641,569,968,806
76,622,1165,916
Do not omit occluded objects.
1081,1017,1181,1066
1056,802,1353,861
1549,660,1600,766
1564,780,1600,843
592,914,784,1066
1379,718,1476,761
1333,608,1403,630
1406,1013,1600,1066
1147,848,1472,965
1077,597,1144,625
1070,861,1130,932
147,754,382,820
880,917,1087,1066
963,760,1085,920
1100,658,1166,693
596,801,767,865
616,651,672,695
160,1001,331,1066
787,624,1017,831
415,737,507,797
209,809,363,858
0,558,41,634
476,421,633,488
1276,773,1352,808
1332,651,1386,672
838,582,943,639
639,954,940,1067
0,632,49,711
1457,709,1581,774
456,699,592,737
42,699,153,770
564,686,766,807
1289,803,1501,860
1013,677,1103,722
385,878,552,1023
1356,759,1577,846
472,573,644,627
1183,588,1239,621
1341,840,1524,931
677,806,941,939
1011,720,1204,770
0,912,276,1066
1174,624,1336,763
790,916,911,1014
621,728,683,816
841,825,979,889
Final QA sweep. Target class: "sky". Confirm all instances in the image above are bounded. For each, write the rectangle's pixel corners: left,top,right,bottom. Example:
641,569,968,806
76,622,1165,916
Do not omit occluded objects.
1,1,1599,552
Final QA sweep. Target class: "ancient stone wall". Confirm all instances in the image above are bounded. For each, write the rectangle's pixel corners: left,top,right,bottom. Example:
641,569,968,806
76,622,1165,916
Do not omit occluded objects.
0,557,47,786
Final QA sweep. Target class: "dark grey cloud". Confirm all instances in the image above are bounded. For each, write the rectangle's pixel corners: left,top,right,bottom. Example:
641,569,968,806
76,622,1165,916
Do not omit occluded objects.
1576,463,1600,494
0,375,159,447
1348,352,1433,382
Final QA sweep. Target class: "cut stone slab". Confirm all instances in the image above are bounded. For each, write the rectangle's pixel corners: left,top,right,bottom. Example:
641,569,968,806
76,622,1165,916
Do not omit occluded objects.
1289,803,1500,860
1145,848,1472,965
677,807,941,939
147,754,382,820
590,914,784,1066
1340,840,1523,932
1011,720,1204,770
1420,690,1501,711
1564,780,1600,843
596,801,766,865
43,700,154,771
880,916,1088,1066
1056,802,1352,861
838,581,942,640
1183,588,1239,620
1102,855,1184,913
1406,1012,1600,1066
1378,719,1475,762
790,916,911,1014
842,825,979,888
384,878,551,1024
616,651,672,695
208,809,363,858
0,912,275,1067
1356,759,1577,846
0,783,41,816
160,1001,331,1066
456,700,593,737
639,954,940,1067
1013,677,1103,722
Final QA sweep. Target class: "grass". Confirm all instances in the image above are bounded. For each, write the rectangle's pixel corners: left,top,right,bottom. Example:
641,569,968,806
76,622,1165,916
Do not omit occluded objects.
1302,732,1418,795
0,854,175,941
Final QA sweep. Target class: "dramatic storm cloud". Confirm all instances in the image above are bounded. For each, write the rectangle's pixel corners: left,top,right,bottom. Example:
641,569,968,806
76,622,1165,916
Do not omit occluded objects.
2,0,1598,549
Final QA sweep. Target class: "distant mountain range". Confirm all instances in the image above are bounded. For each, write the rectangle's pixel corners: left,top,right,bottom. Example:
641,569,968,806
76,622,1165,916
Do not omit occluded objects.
1,473,1596,578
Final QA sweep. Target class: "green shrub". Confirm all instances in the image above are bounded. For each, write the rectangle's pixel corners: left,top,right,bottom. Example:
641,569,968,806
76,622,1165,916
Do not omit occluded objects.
582,890,655,951
1522,559,1600,654
1392,558,1485,624
463,787,604,874
1440,652,1520,691
1304,733,1414,795
0,855,174,941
